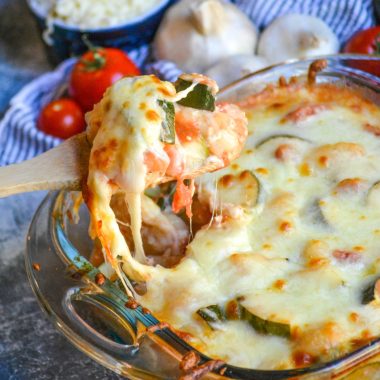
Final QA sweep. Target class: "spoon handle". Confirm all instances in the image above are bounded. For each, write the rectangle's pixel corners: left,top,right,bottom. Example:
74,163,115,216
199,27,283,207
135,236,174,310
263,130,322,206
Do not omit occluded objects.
0,132,90,198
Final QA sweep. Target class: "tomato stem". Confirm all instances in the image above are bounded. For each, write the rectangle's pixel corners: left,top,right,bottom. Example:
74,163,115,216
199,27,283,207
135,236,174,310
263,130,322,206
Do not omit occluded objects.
80,34,106,72
81,34,96,51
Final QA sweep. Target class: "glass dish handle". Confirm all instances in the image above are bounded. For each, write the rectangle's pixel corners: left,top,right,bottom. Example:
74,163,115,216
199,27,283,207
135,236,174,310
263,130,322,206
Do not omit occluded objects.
63,287,140,358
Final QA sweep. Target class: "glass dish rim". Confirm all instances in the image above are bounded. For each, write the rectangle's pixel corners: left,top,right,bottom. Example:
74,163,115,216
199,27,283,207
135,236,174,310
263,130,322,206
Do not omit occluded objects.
26,55,380,379
219,53,380,97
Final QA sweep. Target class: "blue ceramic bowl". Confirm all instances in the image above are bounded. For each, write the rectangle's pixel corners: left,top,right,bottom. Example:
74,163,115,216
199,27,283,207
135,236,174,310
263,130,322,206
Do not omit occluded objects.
27,0,176,63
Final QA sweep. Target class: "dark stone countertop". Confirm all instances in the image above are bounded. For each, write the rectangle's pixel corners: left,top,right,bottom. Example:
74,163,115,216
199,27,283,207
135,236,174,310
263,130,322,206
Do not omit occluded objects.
0,1,121,378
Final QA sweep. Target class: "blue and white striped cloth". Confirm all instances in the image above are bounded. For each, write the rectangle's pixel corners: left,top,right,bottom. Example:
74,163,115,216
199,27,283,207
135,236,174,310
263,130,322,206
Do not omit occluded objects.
0,0,376,166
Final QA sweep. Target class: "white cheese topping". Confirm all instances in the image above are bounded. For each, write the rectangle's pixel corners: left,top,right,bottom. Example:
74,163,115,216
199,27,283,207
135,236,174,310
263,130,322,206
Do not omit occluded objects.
137,83,380,369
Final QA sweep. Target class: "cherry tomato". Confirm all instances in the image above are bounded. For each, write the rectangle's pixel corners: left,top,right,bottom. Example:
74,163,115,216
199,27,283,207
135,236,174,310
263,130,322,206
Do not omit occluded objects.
343,26,380,76
69,48,140,112
38,98,86,139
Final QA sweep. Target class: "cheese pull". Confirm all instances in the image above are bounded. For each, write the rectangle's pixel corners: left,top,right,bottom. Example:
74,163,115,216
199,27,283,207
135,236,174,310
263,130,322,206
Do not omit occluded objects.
84,73,248,282
0,73,247,285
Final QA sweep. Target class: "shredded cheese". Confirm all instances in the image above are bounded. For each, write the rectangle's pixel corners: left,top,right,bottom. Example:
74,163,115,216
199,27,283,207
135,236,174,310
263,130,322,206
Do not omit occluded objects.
33,0,164,29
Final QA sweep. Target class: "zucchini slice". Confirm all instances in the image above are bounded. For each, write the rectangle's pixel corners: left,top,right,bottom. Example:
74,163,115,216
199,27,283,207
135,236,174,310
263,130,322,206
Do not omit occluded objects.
175,79,215,111
197,305,225,328
182,139,209,165
367,181,380,209
256,134,310,149
302,199,330,229
225,299,244,320
362,277,380,305
157,99,175,144
217,170,260,209
240,303,291,339
198,300,291,338
256,135,311,162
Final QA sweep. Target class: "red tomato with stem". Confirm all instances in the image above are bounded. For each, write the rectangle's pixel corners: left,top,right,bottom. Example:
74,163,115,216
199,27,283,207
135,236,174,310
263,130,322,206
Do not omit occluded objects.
343,27,380,76
38,98,86,139
69,48,140,112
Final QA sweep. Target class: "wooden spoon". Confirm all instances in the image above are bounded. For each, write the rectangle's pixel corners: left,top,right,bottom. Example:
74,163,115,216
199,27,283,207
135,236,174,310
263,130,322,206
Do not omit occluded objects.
0,132,90,198
0,132,222,199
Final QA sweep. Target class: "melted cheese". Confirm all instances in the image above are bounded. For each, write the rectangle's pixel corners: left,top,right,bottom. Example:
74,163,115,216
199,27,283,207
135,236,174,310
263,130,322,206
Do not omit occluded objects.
85,74,247,284
137,83,380,369
86,76,172,281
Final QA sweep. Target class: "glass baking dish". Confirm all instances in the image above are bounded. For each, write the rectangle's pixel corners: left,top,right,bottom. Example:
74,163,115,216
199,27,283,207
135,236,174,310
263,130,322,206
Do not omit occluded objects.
25,55,380,380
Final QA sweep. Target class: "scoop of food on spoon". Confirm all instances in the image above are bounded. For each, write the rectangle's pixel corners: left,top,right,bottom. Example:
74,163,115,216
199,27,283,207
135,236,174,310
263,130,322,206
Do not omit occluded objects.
0,73,247,199
0,73,248,282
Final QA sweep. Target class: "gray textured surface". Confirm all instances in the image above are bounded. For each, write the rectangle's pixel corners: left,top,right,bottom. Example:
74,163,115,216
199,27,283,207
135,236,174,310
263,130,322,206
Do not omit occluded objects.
0,0,51,115
0,193,117,380
0,1,122,379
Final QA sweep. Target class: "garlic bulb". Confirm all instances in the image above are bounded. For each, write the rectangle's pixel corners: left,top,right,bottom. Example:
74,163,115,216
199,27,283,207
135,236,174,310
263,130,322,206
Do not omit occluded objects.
154,0,258,73
258,14,339,64
205,54,269,88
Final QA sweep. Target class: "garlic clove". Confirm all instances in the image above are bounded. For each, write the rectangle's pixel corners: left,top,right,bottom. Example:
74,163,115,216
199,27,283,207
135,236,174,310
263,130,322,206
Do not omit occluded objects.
204,54,269,88
190,0,226,36
154,0,258,73
257,14,339,65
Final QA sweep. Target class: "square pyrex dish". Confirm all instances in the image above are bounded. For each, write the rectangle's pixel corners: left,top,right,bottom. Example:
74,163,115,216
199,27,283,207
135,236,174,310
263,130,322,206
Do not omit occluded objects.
25,55,380,380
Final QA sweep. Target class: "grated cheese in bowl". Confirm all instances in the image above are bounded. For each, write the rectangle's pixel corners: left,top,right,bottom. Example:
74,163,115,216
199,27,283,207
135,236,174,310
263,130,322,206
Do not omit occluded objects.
31,0,165,29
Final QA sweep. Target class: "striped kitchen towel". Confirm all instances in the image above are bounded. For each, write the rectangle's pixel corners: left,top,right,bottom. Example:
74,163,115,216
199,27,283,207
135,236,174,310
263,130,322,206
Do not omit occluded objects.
0,0,376,166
